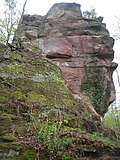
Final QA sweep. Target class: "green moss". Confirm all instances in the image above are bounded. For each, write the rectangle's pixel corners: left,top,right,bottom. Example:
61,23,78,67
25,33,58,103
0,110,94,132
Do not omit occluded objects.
2,113,17,120
12,53,28,63
0,49,74,111
0,142,22,152
38,153,50,160
57,151,76,160
0,142,37,160
2,133,15,142
89,132,120,147
17,125,26,135
13,91,26,100
0,89,12,104
27,91,47,104
17,148,37,160
0,114,15,142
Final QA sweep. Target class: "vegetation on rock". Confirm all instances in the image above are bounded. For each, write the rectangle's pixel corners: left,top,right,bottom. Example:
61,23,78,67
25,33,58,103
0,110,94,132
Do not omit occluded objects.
0,2,120,160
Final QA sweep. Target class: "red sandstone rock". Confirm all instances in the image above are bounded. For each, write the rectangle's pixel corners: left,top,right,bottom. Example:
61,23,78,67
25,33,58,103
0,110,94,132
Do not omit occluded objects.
16,3,118,116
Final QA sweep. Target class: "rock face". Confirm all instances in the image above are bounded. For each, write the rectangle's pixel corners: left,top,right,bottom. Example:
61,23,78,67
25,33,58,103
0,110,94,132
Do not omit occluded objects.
17,3,117,116
0,3,119,160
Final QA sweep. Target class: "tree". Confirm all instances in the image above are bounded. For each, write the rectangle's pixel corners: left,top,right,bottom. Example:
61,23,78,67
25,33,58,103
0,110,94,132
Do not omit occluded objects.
0,0,27,45
82,7,104,23
103,101,120,133
82,7,97,19
0,0,19,45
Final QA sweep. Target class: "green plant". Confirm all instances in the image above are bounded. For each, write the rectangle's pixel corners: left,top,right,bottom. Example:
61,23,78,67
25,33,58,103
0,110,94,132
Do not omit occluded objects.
82,7,97,19
38,116,61,147
80,56,112,115
37,111,72,155
103,102,120,132
81,59,103,114
90,132,120,147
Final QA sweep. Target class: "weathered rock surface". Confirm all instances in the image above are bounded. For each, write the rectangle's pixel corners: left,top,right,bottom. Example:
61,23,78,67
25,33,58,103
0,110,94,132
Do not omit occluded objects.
17,2,117,116
0,3,119,160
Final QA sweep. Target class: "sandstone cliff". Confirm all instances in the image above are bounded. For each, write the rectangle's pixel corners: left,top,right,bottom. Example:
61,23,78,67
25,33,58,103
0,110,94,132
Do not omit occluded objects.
0,3,119,160
16,3,117,116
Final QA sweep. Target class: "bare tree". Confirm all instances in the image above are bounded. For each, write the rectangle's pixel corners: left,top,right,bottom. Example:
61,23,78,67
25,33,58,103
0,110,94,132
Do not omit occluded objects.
0,0,28,45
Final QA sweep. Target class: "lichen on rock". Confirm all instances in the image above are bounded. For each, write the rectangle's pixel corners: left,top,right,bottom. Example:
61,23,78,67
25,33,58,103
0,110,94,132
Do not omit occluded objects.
0,2,119,160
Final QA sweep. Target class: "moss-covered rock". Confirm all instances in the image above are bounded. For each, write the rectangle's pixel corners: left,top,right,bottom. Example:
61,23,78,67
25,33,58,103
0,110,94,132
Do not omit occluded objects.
0,142,37,160
0,44,77,159
0,49,74,112
0,42,119,159
0,114,15,142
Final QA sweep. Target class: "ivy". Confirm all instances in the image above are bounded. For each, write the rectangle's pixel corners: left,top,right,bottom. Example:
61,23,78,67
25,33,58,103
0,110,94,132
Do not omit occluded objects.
81,58,104,114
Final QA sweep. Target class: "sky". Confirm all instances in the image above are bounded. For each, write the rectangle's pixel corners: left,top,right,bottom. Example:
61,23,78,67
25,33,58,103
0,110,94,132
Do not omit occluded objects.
0,0,120,103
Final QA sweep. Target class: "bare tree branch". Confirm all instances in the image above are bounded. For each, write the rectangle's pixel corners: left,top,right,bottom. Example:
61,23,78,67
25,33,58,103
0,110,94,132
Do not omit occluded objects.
0,0,28,45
